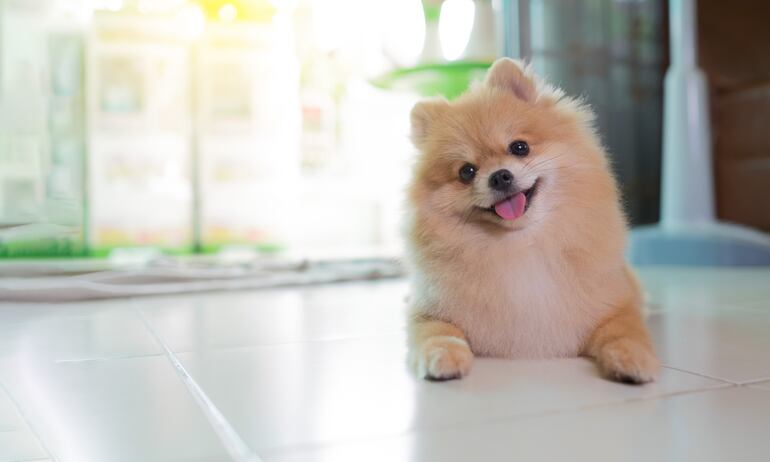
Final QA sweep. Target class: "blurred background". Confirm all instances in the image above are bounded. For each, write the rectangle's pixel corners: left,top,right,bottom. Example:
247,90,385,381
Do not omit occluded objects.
2,0,770,288
0,0,670,261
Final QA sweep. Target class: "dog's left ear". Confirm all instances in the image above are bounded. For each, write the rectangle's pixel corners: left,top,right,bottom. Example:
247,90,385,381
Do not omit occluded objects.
485,58,537,103
410,98,449,147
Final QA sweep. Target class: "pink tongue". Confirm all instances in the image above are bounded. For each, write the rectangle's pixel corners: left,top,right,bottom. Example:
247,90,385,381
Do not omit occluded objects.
493,192,527,221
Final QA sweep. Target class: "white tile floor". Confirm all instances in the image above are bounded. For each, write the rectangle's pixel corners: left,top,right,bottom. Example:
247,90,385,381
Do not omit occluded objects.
1,266,769,462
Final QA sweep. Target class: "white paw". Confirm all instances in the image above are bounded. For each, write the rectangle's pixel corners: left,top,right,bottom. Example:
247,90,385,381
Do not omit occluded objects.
598,338,660,384
412,336,473,381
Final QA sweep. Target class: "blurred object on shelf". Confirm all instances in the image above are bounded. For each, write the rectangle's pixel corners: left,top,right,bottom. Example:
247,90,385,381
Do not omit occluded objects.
371,61,490,100
0,1,87,257
299,88,337,172
460,0,497,62
630,0,770,265
86,12,194,255
195,13,300,253
419,0,444,64
372,0,497,99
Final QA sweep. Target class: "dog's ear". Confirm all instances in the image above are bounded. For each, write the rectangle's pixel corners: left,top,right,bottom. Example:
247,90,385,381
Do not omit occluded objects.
410,98,449,147
485,58,537,103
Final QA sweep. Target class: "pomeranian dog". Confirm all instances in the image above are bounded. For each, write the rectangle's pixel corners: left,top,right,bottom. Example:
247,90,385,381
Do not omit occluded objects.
405,58,659,384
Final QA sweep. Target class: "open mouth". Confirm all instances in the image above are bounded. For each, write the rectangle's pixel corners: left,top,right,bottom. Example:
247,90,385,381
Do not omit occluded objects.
478,179,539,221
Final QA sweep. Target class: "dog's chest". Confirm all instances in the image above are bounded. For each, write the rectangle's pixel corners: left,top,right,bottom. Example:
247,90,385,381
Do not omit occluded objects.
432,252,603,358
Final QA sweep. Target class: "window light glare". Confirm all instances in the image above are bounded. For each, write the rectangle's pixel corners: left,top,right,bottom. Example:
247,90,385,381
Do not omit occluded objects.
439,0,475,61
177,4,206,39
218,3,238,21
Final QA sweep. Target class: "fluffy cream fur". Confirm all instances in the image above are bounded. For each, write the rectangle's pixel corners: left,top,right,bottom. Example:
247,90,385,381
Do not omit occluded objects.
405,58,659,384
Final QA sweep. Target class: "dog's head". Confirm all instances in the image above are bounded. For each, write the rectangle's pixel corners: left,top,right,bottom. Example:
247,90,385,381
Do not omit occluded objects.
408,58,615,234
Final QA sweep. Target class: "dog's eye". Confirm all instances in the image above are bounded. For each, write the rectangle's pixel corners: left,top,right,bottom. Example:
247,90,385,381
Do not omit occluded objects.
458,163,477,184
508,140,529,157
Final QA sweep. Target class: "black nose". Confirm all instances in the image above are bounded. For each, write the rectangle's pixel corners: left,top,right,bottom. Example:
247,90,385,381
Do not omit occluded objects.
489,169,514,191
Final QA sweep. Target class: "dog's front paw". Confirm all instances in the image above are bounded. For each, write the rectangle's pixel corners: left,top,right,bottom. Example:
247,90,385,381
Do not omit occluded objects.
597,338,660,384
411,336,473,381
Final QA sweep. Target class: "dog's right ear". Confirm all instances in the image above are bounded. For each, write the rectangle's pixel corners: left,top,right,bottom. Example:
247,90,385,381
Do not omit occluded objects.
410,99,449,147
485,57,537,103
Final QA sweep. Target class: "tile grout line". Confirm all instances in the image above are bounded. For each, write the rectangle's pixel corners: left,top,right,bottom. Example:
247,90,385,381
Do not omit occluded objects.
659,364,740,385
554,383,735,414
660,365,770,388
645,301,770,316
52,329,408,364
0,381,59,462
737,377,770,386
54,352,167,364
135,308,263,462
262,382,736,458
